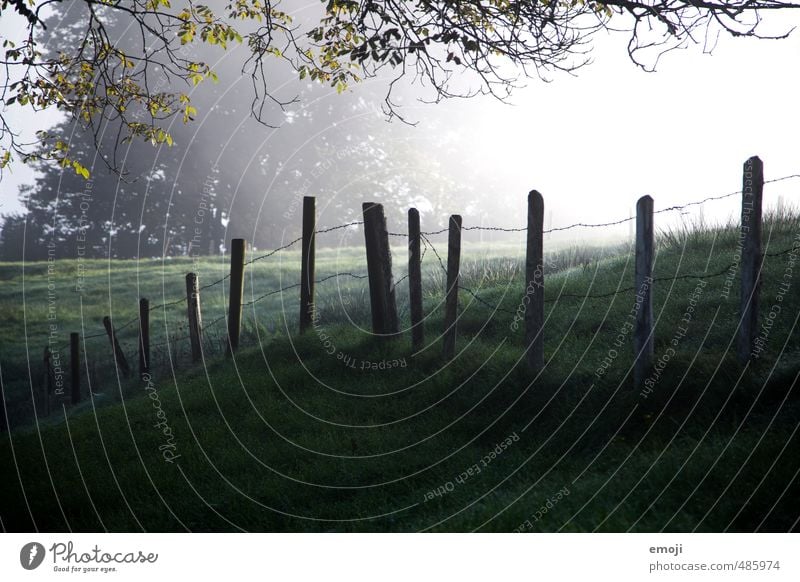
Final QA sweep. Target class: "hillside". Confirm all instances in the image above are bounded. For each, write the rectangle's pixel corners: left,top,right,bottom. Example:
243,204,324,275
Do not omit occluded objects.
0,215,798,532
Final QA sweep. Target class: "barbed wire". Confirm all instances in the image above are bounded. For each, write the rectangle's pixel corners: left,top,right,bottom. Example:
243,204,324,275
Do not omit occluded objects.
199,274,230,291
113,317,139,334
15,179,800,430
420,232,448,274
245,237,303,265
458,285,518,315
459,242,798,312
245,221,364,266
146,270,372,350
43,173,800,356
418,173,800,236
66,270,372,349
105,173,800,339
243,271,368,307
97,238,798,352
202,315,227,331
315,221,364,235
392,273,409,291
150,297,187,310
765,245,800,258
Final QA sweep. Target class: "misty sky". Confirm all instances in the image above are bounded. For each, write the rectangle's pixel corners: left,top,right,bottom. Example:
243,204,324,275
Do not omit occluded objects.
3,7,800,240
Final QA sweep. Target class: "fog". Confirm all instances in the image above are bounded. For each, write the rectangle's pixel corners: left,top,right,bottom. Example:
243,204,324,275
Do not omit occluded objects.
3,3,800,256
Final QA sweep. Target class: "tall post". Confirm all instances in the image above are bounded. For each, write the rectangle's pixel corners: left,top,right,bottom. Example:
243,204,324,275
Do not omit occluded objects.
139,298,150,378
299,196,316,333
186,273,203,362
228,238,246,353
525,191,545,372
70,332,80,405
443,215,462,359
737,156,764,363
634,195,655,388
408,208,424,350
362,202,399,337
103,316,131,377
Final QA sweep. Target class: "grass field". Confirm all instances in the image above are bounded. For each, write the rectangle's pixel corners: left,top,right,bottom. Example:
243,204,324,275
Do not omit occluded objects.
0,214,799,532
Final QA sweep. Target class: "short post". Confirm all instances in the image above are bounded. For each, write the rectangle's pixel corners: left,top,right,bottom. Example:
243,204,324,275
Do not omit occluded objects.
299,196,316,333
443,215,462,359
42,347,53,416
227,238,246,353
70,332,81,405
408,208,424,350
139,298,150,378
103,316,131,377
186,273,203,362
525,191,545,372
737,156,764,363
634,195,654,388
362,202,399,337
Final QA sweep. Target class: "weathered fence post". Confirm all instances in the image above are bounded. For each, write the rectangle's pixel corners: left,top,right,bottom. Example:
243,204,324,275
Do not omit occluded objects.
300,196,316,333
186,273,203,362
737,156,764,363
227,238,246,353
408,208,424,350
443,215,462,359
634,195,654,388
362,202,399,337
70,332,81,405
139,298,150,378
103,316,131,377
525,191,545,372
42,347,53,416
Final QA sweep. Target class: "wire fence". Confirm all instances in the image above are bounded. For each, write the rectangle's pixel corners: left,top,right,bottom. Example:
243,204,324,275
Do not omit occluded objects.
53,172,800,351
56,170,800,351
6,169,800,431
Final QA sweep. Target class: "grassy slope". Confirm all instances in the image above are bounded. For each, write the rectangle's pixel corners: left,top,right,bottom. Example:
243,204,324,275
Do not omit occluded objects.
0,216,799,532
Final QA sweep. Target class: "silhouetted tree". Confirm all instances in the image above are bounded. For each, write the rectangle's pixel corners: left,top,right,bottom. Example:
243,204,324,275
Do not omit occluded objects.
2,0,799,177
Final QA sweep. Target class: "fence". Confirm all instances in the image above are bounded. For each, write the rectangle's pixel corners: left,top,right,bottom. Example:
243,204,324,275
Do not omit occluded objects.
1,156,798,433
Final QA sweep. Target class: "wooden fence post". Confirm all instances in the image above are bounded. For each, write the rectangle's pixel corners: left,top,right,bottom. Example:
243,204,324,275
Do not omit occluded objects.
103,316,131,377
408,208,424,350
362,202,399,337
139,298,150,378
228,238,246,353
737,156,764,363
443,214,462,359
525,191,545,372
634,195,654,388
70,332,81,405
299,196,316,333
186,273,203,362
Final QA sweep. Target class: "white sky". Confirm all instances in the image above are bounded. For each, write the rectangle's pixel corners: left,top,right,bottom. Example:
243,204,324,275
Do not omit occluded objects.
3,9,800,238
404,14,800,237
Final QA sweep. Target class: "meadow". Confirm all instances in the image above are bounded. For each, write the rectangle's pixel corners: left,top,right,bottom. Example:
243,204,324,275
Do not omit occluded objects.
0,213,798,532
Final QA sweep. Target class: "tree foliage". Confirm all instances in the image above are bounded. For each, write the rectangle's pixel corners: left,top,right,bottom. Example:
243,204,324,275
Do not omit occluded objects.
0,2,488,260
1,0,799,179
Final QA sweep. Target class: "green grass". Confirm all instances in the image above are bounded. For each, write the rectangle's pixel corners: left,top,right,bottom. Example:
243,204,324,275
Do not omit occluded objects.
0,213,799,532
